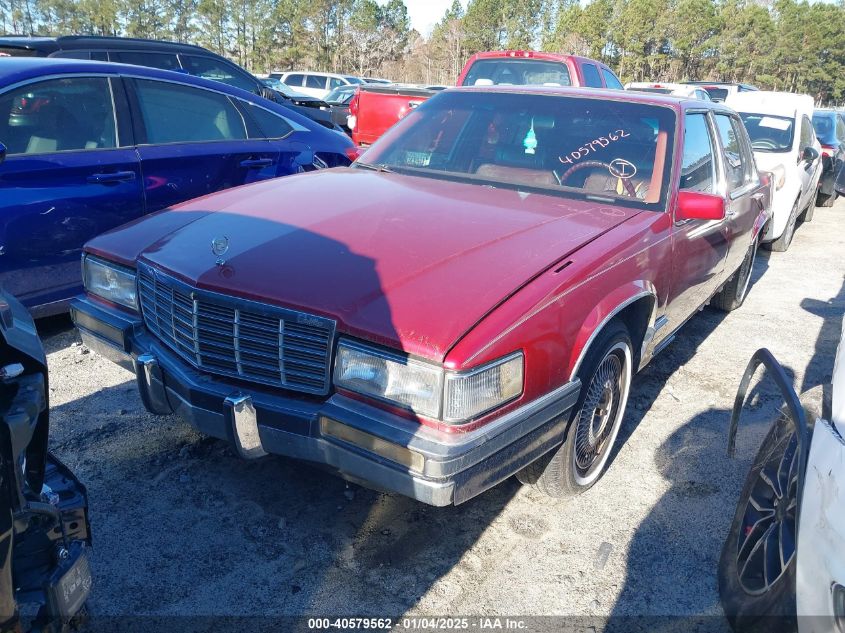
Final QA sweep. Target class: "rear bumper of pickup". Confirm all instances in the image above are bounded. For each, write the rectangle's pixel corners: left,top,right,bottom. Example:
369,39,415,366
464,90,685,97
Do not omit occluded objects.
71,297,580,506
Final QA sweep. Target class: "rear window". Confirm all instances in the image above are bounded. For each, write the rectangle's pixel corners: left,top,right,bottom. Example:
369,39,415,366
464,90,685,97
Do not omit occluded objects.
462,58,572,87
362,91,676,210
739,112,795,152
702,87,729,101
582,64,602,88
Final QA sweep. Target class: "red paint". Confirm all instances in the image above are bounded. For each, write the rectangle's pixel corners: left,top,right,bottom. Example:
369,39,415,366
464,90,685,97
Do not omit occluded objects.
675,191,726,221
84,93,769,432
352,50,618,147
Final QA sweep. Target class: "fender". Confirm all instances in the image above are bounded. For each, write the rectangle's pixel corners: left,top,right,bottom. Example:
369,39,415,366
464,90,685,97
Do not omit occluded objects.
567,282,658,381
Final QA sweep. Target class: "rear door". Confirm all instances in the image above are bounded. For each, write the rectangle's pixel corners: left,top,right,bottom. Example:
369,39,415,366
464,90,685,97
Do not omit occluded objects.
0,75,143,312
125,77,296,214
665,111,729,327
712,112,762,273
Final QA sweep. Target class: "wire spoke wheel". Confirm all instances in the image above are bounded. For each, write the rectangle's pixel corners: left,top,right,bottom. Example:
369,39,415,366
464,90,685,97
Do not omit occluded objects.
736,426,799,595
572,342,630,484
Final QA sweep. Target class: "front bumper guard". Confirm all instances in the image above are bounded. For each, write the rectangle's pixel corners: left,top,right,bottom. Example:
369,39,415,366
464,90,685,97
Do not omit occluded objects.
71,297,581,506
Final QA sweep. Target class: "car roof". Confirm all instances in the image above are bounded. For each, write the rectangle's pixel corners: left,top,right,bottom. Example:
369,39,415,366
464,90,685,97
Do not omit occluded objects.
465,50,607,66
0,56,249,97
725,90,814,117
0,34,211,54
451,84,732,111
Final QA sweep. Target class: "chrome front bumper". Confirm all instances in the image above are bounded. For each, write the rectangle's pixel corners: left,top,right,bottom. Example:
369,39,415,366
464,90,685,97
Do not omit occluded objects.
70,297,580,506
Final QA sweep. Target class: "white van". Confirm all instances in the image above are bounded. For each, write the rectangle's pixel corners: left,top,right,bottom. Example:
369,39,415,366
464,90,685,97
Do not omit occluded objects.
272,71,362,100
726,91,823,252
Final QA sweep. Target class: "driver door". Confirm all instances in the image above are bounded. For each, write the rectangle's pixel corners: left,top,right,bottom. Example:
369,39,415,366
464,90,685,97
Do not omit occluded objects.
664,111,729,330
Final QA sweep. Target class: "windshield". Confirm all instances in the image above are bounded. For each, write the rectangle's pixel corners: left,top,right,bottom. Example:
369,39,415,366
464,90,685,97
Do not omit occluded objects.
739,112,795,152
325,87,355,104
463,59,572,87
344,76,363,85
812,113,837,144
0,46,34,57
263,78,308,98
361,91,676,210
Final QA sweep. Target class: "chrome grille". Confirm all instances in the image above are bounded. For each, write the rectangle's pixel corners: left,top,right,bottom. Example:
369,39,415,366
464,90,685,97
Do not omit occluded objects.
137,262,335,395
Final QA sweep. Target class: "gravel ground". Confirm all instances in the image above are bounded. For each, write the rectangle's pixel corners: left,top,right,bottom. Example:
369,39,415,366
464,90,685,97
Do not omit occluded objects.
38,200,845,630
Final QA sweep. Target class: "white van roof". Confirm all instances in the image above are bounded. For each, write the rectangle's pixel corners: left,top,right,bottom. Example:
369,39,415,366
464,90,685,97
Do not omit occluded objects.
725,91,814,119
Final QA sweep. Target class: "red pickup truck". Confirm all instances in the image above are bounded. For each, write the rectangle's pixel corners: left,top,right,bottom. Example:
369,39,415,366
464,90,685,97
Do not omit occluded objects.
350,50,624,146
73,87,770,506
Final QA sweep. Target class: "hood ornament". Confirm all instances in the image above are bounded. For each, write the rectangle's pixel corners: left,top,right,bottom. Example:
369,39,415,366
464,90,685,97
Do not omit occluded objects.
211,236,229,265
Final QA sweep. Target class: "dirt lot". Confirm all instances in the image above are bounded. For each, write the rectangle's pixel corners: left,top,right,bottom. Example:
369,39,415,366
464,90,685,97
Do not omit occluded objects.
39,200,845,630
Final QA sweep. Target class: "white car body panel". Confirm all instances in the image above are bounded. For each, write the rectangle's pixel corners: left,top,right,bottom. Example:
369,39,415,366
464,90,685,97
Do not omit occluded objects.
726,91,823,241
797,319,845,631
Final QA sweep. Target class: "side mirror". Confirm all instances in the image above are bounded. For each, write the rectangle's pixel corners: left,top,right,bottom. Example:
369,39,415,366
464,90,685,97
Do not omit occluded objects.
0,142,5,165
802,146,819,163
676,190,726,222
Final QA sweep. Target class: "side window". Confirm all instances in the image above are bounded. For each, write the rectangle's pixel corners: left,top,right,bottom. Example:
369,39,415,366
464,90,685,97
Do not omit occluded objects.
600,68,623,90
328,77,344,90
132,79,247,144
112,51,181,71
0,77,116,155
284,74,305,87
581,64,602,88
178,55,258,92
800,115,814,149
240,101,294,139
680,113,717,193
305,75,327,90
714,114,751,190
49,50,91,60
837,115,845,143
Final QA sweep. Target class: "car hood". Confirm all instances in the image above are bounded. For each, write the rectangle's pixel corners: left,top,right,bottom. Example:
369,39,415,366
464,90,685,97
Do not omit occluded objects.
87,169,640,360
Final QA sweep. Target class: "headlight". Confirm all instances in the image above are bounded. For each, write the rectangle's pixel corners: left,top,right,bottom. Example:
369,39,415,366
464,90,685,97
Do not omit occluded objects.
333,340,523,423
83,255,138,310
771,164,786,190
334,341,443,418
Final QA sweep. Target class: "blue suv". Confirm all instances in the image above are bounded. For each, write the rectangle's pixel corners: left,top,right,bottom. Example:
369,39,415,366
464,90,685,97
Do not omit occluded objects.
0,58,355,316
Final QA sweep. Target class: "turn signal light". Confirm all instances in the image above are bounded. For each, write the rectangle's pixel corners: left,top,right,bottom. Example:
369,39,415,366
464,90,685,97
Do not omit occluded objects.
319,417,425,473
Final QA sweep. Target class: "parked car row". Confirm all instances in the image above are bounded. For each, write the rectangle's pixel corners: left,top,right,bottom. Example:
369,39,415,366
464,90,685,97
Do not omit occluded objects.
0,56,355,316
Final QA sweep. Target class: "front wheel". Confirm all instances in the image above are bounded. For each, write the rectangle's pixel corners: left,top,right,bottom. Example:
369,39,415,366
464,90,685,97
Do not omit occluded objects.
517,321,633,497
718,413,799,633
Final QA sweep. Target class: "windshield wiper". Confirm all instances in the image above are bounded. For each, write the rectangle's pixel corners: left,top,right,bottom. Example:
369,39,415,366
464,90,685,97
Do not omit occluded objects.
355,162,394,173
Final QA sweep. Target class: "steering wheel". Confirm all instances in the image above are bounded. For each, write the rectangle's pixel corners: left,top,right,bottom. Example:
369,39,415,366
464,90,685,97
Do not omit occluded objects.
558,160,638,197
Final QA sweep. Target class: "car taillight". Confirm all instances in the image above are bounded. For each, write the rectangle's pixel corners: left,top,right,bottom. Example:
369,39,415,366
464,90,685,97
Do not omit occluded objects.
508,50,532,58
345,146,364,162
822,144,835,158
348,92,359,131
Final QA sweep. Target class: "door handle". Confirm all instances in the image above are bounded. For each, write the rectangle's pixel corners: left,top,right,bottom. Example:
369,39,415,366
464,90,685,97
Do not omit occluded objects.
240,158,274,168
87,171,136,184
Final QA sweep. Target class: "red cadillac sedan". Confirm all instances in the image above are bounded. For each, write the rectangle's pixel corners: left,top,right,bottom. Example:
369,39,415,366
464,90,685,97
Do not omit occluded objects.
71,87,770,505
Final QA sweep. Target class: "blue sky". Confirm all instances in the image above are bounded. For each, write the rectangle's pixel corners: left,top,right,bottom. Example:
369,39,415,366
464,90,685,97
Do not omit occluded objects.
378,0,470,36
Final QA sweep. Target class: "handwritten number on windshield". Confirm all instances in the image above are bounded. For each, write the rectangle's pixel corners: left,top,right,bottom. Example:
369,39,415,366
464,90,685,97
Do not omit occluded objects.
559,129,629,165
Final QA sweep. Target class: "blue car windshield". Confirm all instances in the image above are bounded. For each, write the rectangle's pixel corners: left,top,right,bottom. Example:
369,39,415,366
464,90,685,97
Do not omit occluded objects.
360,90,676,210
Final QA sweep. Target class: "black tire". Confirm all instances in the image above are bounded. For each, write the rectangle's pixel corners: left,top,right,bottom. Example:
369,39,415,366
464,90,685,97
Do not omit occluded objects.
713,236,758,312
816,190,836,208
767,199,800,252
516,321,633,497
802,197,816,222
718,413,800,633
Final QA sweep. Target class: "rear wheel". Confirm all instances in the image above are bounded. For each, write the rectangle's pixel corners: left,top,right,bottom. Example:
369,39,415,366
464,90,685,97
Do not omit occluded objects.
517,321,632,497
713,236,758,312
767,199,800,252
